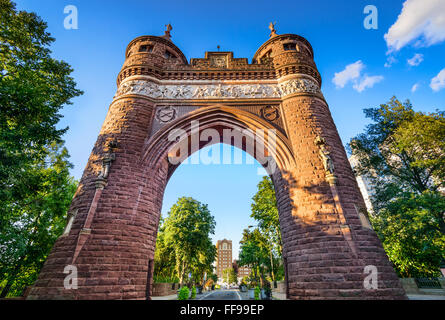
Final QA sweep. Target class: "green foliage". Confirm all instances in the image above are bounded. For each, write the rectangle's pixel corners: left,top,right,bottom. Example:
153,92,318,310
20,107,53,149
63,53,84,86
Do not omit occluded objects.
209,273,218,283
0,142,78,297
154,197,216,286
178,286,190,300
254,286,260,300
349,97,445,277
229,268,238,285
191,285,196,299
238,228,270,285
153,275,179,284
349,97,444,196
245,176,283,284
222,267,238,284
0,0,82,204
0,1,81,297
251,176,282,254
370,191,445,277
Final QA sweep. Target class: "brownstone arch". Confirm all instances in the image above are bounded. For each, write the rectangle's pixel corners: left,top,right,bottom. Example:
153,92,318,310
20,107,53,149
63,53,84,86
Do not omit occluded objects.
28,29,406,300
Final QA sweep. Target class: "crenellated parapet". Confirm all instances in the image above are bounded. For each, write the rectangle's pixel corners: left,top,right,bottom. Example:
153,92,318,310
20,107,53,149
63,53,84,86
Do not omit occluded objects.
117,31,321,87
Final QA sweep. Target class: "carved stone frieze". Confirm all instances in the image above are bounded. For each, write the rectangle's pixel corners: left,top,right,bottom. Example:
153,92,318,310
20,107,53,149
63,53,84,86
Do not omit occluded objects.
115,78,320,100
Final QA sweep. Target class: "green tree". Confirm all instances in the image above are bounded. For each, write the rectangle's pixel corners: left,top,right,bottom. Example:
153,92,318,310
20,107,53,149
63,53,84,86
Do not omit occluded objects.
238,228,270,286
191,238,216,286
251,176,282,254
0,0,82,204
0,142,77,297
162,197,216,285
250,176,284,283
222,267,237,284
153,216,177,283
229,268,238,285
370,191,445,277
349,97,445,277
0,1,81,297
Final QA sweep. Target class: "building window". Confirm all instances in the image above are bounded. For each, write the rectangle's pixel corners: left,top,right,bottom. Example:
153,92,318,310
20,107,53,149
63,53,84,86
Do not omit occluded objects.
283,43,297,51
164,50,176,59
139,45,153,52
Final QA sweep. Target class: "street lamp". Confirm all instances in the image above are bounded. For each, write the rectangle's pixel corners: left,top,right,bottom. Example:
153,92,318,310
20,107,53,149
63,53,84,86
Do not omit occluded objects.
440,259,445,278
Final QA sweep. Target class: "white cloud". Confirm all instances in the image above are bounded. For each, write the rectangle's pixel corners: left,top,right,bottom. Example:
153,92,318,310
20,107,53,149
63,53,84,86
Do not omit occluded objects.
430,68,445,91
384,0,445,52
384,56,398,68
333,61,383,92
332,61,364,88
411,83,420,92
407,53,424,66
353,75,384,93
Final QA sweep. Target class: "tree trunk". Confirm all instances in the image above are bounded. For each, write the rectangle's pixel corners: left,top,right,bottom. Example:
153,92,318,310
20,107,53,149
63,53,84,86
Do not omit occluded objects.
0,280,13,298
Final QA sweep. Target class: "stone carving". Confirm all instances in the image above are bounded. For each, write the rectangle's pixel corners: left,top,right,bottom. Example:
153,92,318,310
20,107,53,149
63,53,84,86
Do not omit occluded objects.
210,55,227,68
164,23,172,38
115,78,320,100
314,136,335,175
96,140,118,188
261,106,280,121
269,22,277,37
155,106,177,123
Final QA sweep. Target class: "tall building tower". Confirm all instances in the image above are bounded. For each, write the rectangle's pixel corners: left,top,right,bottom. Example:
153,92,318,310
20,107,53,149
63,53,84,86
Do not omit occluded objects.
349,155,375,213
216,239,232,281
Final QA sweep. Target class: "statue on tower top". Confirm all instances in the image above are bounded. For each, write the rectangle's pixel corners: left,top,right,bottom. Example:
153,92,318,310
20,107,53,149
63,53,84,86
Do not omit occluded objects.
269,21,277,38
164,23,172,39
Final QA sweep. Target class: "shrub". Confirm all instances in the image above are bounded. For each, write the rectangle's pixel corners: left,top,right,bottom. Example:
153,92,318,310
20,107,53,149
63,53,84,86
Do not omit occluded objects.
254,286,261,300
178,286,190,300
191,286,196,299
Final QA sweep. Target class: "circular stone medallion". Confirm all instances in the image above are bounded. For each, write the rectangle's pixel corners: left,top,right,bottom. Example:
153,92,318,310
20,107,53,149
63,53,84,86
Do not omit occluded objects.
156,106,177,123
261,106,280,122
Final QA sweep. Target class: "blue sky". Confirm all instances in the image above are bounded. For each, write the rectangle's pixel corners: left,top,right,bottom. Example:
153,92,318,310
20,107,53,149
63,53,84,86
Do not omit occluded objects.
13,0,445,257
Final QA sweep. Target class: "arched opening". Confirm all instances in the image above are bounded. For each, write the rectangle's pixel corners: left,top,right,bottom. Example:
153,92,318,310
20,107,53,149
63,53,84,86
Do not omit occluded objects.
140,105,296,299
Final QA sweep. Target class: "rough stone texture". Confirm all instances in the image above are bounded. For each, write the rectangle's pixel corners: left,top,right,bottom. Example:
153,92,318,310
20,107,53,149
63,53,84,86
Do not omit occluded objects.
28,32,406,300
152,283,179,297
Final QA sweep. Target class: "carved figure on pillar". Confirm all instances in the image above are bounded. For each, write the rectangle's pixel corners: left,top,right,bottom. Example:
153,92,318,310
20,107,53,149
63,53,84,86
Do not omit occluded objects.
96,140,117,188
315,136,336,183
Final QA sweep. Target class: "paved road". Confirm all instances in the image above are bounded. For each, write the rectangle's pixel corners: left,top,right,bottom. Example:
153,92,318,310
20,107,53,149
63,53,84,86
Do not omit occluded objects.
199,289,244,300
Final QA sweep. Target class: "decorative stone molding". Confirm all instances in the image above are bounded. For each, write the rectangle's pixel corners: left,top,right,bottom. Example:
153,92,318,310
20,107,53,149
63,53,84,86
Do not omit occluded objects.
260,105,280,121
155,106,177,123
115,78,320,100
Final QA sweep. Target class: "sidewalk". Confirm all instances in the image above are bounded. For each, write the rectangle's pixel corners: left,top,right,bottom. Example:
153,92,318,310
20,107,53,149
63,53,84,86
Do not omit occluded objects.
272,291,287,300
407,294,445,300
151,293,177,300
151,290,215,300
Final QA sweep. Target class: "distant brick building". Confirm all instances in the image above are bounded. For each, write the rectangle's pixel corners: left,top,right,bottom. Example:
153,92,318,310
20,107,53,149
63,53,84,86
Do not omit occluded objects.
236,264,251,280
216,239,232,281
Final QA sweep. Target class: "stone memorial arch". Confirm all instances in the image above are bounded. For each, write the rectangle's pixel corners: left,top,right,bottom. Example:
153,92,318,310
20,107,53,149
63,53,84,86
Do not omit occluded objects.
28,26,406,300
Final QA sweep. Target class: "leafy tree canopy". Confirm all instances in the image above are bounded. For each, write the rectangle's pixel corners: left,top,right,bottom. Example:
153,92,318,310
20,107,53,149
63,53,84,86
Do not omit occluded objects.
0,0,81,297
349,97,445,277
